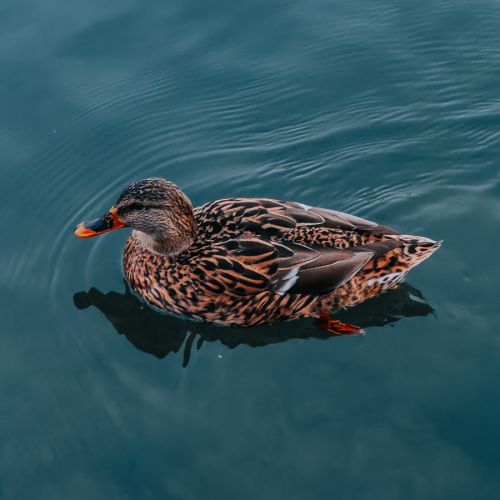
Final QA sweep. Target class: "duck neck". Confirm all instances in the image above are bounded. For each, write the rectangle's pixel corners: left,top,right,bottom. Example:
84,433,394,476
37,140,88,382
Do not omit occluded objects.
132,217,198,257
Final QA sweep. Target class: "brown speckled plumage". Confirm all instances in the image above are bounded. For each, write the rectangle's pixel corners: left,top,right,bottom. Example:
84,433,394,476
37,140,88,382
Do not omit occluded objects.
101,179,443,327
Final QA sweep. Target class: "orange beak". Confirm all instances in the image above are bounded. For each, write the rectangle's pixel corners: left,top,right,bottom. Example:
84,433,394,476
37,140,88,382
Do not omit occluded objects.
74,207,125,238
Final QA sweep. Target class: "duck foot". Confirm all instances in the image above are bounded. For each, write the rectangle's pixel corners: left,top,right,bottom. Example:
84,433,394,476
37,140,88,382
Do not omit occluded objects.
315,311,365,336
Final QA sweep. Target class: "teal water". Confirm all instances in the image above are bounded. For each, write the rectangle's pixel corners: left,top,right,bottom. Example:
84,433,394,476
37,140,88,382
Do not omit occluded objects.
2,0,500,498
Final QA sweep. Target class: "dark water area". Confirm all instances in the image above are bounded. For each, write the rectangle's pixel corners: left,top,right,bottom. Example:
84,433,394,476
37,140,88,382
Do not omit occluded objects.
1,0,500,499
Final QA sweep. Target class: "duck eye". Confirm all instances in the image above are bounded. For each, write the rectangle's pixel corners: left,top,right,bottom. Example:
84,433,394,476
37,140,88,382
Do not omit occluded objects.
126,202,145,212
117,202,145,215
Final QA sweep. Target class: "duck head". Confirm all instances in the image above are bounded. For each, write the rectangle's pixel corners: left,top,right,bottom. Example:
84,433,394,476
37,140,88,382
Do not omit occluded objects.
74,178,197,256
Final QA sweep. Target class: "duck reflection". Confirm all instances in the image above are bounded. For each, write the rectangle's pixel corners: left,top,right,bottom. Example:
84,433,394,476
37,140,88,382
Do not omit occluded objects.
73,282,434,366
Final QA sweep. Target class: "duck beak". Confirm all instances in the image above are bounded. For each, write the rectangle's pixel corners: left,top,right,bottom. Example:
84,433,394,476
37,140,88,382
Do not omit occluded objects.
74,207,125,238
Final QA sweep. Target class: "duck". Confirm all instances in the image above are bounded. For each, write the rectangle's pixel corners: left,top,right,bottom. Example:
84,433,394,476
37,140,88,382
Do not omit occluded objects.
75,177,441,335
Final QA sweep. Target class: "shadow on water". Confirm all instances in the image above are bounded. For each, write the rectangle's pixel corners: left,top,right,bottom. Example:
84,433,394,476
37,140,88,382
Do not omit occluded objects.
73,282,434,367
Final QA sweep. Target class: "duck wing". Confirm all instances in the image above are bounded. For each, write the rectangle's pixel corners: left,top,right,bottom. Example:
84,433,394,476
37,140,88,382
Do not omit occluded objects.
194,198,401,297
197,238,375,297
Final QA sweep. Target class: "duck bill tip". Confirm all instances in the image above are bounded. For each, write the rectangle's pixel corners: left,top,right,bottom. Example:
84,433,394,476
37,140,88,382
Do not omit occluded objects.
74,223,100,238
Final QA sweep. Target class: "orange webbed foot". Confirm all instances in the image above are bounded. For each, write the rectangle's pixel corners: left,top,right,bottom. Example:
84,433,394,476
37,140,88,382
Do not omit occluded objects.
315,311,365,336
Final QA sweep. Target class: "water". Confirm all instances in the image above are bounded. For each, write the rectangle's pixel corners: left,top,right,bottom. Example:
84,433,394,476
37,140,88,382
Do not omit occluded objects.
1,0,500,498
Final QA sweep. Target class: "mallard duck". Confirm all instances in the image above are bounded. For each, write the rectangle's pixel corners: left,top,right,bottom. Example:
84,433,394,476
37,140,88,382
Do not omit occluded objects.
75,178,441,335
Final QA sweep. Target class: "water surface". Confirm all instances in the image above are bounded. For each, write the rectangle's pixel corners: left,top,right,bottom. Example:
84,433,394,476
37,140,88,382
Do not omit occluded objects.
1,0,500,499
